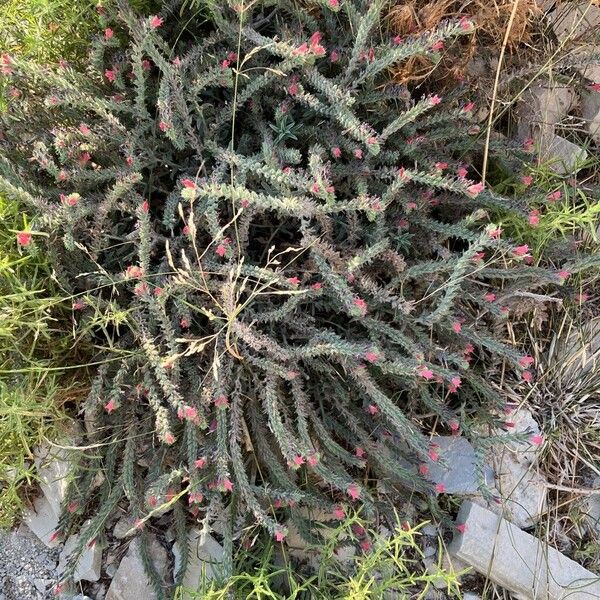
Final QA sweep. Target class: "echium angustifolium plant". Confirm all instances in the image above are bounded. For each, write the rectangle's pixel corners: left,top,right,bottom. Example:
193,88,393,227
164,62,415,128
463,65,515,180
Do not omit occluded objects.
1,0,598,594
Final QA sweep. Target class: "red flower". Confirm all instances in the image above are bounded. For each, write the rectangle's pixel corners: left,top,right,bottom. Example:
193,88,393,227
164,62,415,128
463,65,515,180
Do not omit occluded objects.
352,297,367,315
488,228,502,239
150,15,164,28
521,175,533,186
557,270,571,282
159,121,170,132
364,351,380,363
448,419,460,432
125,265,143,278
431,40,444,51
164,432,175,445
428,447,439,462
216,244,227,257
141,199,149,213
194,457,207,469
450,377,461,389
79,123,91,135
1,53,13,75
513,244,529,256
429,95,442,105
368,404,379,415
456,523,467,534
292,455,305,467
361,539,373,553
462,101,475,112
589,82,600,92
214,395,229,408
435,162,448,171
333,505,345,519
275,529,286,542
354,148,363,159
329,0,339,7
519,355,534,368
142,59,152,71
79,152,91,165
419,463,429,476
355,447,365,458
17,232,32,246
435,483,446,493
467,182,484,197
104,399,116,413
418,365,434,380
330,50,340,62
547,190,561,202
221,478,234,492
522,370,533,383
347,484,360,500
180,318,190,328
182,178,196,189
452,322,462,333
484,292,496,302
104,69,116,82
523,137,534,152
530,434,543,446
529,210,540,226
311,282,322,291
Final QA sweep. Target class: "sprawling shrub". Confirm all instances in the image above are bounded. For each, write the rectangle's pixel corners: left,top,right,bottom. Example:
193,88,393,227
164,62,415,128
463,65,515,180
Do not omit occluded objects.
1,0,596,593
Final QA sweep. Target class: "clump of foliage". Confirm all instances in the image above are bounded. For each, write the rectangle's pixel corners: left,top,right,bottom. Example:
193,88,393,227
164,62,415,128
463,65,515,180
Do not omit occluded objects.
177,515,462,599
1,0,597,594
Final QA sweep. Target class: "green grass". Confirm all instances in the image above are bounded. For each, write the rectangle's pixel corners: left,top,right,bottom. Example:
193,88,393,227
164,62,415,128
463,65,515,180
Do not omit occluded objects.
176,515,464,600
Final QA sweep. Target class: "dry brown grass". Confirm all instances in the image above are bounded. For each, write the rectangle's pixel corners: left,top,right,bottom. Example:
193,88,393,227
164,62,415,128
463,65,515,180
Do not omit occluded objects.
385,0,542,85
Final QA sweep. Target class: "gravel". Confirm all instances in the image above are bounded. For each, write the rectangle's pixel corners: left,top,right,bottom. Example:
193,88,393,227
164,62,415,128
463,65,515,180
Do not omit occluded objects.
0,526,60,599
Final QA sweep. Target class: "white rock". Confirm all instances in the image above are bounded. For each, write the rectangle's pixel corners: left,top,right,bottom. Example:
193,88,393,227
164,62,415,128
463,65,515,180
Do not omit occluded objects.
23,495,60,548
426,436,495,495
582,91,600,144
517,85,575,141
113,516,137,540
450,501,600,600
34,445,71,517
548,2,600,42
106,537,168,600
58,527,102,582
543,135,588,174
172,529,224,598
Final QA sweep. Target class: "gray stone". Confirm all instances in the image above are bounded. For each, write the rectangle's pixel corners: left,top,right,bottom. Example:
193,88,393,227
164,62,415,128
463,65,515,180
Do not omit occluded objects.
421,524,439,538
582,478,600,535
113,515,137,540
105,537,168,600
58,528,102,582
34,445,71,517
463,593,481,600
172,530,224,598
23,494,60,547
426,437,494,495
548,2,600,42
517,85,575,141
542,135,588,175
582,91,600,144
449,501,600,600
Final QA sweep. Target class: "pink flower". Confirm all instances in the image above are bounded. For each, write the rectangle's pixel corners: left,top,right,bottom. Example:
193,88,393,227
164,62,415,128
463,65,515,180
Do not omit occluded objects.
355,447,365,458
451,377,462,389
275,529,286,542
429,95,442,105
519,355,534,368
194,457,207,469
292,455,305,467
240,198,250,208
575,292,589,303
406,201,417,210
467,182,485,197
418,366,434,380
134,518,145,529
79,123,91,135
329,0,339,7
459,16,474,30
287,81,299,96
159,121,170,132
333,505,345,519
72,300,85,310
464,343,475,355
125,265,143,278
330,50,340,62
17,232,32,246
79,152,91,165
154,287,163,296
513,244,529,256
393,35,402,45
462,101,475,112
431,40,444,51
126,156,134,166
547,190,561,202
398,218,409,229
522,370,533,383
222,478,234,492
287,276,300,286
104,28,113,40
452,321,462,333
134,282,149,296
557,270,571,282
180,318,190,328
523,137,534,152
150,15,164,28
53,583,63,596
521,175,533,186
530,434,544,446
164,432,175,445
104,69,116,82
331,146,342,158
419,463,429,476
214,395,229,408
173,56,182,66
216,244,227,257
307,453,319,467
435,483,446,493
428,447,439,462
589,82,600,92
457,166,468,178
141,199,149,213
456,523,467,534
142,59,152,71
352,297,367,315
435,162,448,171
104,399,116,413
1,53,12,75
484,292,496,302
347,484,360,500
311,282,322,290
294,42,309,56
368,404,379,415
529,210,540,226
354,149,363,159
364,351,380,363
488,228,502,239
448,419,460,432
148,495,158,507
